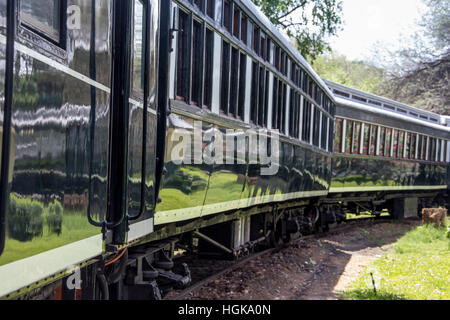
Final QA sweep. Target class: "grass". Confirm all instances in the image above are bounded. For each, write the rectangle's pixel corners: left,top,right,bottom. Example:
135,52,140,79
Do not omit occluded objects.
342,218,450,300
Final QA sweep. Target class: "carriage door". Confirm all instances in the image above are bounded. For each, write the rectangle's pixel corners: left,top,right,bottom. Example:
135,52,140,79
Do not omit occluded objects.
125,0,158,243
0,0,14,256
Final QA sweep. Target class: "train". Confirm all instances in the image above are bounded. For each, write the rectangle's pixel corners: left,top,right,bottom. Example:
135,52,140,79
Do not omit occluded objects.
0,0,448,300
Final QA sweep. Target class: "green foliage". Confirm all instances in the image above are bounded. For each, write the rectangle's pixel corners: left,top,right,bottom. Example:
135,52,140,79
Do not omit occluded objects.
47,201,63,236
373,0,450,115
7,196,44,242
343,221,450,300
311,53,387,94
251,0,343,61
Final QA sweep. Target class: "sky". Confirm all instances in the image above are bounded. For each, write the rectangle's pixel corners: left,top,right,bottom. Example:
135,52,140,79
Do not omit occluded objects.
328,0,428,61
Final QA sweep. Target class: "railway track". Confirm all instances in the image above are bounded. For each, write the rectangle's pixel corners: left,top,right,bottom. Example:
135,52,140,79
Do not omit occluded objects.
166,216,393,300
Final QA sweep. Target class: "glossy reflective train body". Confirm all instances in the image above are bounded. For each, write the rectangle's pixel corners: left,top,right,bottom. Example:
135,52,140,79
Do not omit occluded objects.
0,0,448,300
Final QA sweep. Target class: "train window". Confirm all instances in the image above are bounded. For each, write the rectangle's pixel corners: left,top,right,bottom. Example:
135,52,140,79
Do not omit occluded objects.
257,66,265,126
241,15,247,43
441,140,446,162
436,139,441,162
176,10,190,102
393,129,399,157
191,20,203,106
323,97,329,113
203,28,214,109
291,61,296,82
295,65,301,87
313,107,320,147
417,135,423,160
300,71,306,93
385,128,392,157
275,46,280,70
405,132,411,159
444,140,450,162
260,32,266,60
280,51,285,75
266,38,272,63
398,131,405,158
430,138,436,161
272,78,279,129
131,0,145,92
308,79,313,97
263,70,270,127
425,136,430,160
253,27,260,55
334,90,349,98
284,55,289,76
248,20,254,49
233,8,240,38
442,140,447,162
279,83,287,134
431,137,436,161
220,41,231,114
410,134,417,159
379,127,386,156
353,122,361,154
207,0,214,18
334,118,343,153
369,125,377,156
20,0,61,43
328,119,334,152
286,57,291,77
237,52,247,120
289,91,296,136
321,113,328,149
345,120,353,154
223,0,231,32
229,47,240,117
362,124,370,155
295,93,302,138
250,61,259,124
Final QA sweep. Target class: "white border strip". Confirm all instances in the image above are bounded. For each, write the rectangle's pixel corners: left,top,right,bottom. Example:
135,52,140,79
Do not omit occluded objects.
0,235,103,298
127,218,154,243
329,185,448,194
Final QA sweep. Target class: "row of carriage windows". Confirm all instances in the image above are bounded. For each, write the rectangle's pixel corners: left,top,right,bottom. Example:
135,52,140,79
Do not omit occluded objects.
176,1,335,153
334,118,449,163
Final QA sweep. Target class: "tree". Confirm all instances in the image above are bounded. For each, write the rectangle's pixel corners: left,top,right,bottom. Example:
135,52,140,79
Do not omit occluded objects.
251,0,343,61
311,53,387,95
374,0,449,115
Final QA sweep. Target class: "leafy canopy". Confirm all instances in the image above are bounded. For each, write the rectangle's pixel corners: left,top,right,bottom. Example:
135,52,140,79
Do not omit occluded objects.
251,0,343,61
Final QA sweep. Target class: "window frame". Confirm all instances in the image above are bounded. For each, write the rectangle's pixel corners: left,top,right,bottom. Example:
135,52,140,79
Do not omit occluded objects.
19,0,67,48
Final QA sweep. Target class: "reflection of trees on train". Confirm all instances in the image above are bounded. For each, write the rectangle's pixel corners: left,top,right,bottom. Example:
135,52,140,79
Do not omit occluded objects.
10,62,109,216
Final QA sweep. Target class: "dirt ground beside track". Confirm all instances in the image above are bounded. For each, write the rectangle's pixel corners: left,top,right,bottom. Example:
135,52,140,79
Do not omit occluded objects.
185,220,420,300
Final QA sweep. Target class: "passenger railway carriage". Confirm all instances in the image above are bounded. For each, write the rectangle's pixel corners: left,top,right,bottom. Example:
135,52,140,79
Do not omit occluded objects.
0,0,448,300
326,80,450,218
